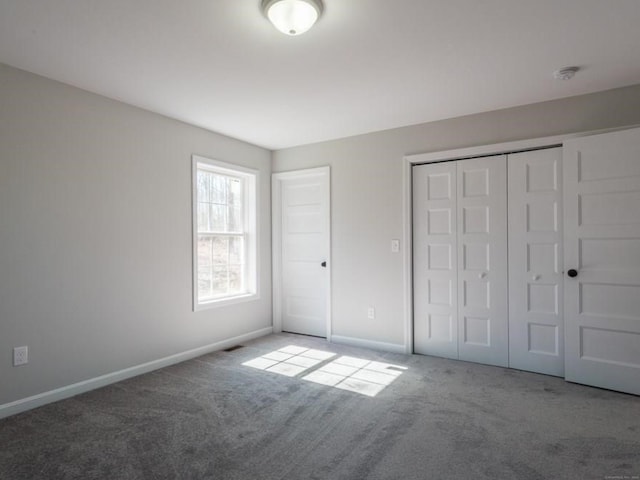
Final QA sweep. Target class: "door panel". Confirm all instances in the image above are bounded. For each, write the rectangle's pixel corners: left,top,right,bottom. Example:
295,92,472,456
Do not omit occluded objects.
564,127,640,395
508,148,564,376
457,156,508,367
274,168,330,338
413,162,458,358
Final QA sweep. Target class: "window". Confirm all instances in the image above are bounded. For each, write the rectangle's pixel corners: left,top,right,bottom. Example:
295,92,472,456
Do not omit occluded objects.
192,155,258,309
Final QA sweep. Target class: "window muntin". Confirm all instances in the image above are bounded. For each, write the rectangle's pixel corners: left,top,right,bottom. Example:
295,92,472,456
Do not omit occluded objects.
193,156,257,309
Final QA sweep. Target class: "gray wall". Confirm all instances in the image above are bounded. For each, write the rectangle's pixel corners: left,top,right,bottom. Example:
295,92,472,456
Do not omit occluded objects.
273,84,640,347
3,58,640,408
0,64,272,405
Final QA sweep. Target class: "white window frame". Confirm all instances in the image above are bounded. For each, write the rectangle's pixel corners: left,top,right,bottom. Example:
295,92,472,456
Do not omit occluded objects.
192,155,259,311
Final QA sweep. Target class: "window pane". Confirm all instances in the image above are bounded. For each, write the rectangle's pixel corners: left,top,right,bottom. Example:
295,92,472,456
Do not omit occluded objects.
212,266,229,295
228,265,243,293
212,236,228,265
229,178,242,207
197,236,214,300
210,204,227,232
198,269,213,301
229,236,244,265
211,175,229,205
196,170,244,235
198,202,210,231
197,171,211,203
198,236,213,268
228,206,242,233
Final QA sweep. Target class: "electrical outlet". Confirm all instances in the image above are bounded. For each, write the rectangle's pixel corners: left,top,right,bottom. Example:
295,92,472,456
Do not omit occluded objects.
13,346,28,366
367,307,375,319
391,239,400,253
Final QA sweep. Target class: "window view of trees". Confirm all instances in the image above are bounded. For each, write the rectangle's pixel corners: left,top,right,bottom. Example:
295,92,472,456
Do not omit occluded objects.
197,170,245,301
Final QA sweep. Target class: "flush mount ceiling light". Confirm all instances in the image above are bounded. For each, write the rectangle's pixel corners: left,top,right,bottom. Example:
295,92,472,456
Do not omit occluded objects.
261,0,324,36
553,66,580,80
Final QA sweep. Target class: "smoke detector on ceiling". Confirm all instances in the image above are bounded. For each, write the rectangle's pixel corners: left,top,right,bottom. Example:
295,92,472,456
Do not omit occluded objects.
553,66,580,81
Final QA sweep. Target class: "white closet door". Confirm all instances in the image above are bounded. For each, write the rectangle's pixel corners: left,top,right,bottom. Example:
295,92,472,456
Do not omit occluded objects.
413,162,458,359
457,156,508,367
564,127,640,395
508,148,564,376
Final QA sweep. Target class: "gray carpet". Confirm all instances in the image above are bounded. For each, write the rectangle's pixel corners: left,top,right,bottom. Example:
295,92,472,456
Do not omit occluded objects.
1,333,639,480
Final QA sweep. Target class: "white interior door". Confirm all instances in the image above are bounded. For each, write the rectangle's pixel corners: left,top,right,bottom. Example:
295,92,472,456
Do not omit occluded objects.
564,127,640,395
457,156,508,367
508,148,564,376
273,167,330,338
413,162,458,358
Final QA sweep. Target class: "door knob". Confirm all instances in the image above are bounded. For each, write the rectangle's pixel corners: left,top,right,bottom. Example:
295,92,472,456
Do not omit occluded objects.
567,269,578,278
478,272,487,279
321,261,327,268
532,274,540,281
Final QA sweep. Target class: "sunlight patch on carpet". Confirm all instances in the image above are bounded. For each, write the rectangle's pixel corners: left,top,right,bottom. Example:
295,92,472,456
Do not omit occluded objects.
242,346,407,397
242,345,336,377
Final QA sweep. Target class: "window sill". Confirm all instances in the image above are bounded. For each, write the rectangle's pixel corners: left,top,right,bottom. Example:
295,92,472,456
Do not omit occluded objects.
194,292,259,311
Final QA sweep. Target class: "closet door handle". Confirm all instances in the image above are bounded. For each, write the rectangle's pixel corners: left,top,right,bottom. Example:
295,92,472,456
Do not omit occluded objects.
532,274,540,281
478,272,487,279
567,269,578,278
321,261,327,268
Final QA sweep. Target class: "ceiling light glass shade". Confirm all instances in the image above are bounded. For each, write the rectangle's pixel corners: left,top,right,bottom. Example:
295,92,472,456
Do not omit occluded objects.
262,0,323,36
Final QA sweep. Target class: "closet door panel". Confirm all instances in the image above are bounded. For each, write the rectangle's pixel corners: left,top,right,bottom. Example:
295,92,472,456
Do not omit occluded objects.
457,156,508,367
413,162,458,358
508,148,564,376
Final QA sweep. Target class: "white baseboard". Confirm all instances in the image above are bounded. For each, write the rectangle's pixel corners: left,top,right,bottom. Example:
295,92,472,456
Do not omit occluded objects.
330,335,406,354
0,326,273,420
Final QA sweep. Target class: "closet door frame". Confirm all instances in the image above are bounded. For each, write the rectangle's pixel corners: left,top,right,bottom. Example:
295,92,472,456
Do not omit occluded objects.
402,129,628,355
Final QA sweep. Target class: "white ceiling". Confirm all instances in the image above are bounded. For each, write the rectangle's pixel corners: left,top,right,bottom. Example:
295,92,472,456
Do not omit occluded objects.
1,1,640,150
